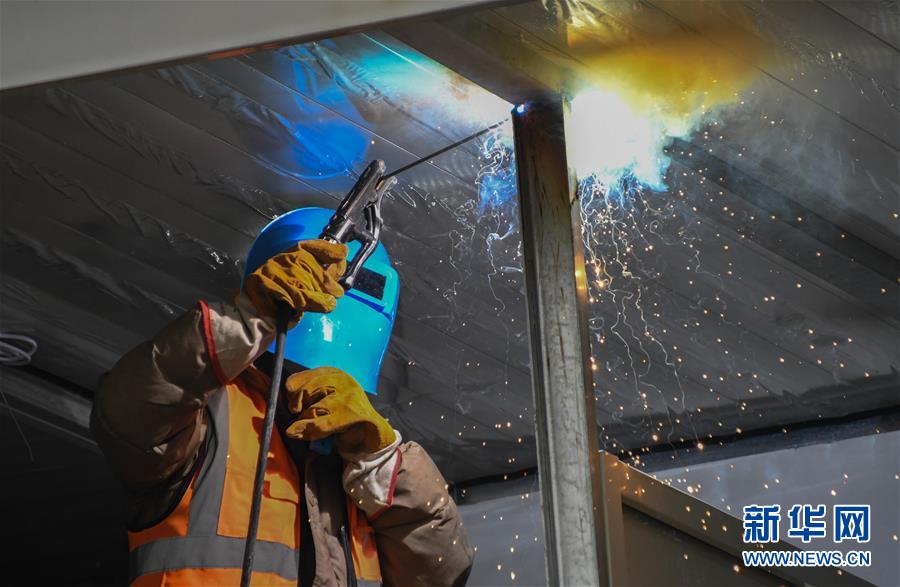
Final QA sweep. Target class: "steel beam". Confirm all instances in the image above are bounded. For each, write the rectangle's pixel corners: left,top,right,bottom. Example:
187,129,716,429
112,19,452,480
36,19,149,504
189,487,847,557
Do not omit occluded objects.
513,100,611,585
603,452,875,587
0,0,499,91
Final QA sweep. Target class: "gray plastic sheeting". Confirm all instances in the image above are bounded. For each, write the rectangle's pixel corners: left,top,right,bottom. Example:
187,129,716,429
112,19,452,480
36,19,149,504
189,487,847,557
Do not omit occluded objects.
0,31,529,483
2,1,899,486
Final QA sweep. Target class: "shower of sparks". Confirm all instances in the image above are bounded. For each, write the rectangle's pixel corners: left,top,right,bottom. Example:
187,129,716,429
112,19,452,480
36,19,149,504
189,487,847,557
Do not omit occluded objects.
375,2,897,573
437,120,519,327
566,82,733,454
475,121,520,313
579,164,705,452
398,117,530,485
450,121,521,400
556,0,775,460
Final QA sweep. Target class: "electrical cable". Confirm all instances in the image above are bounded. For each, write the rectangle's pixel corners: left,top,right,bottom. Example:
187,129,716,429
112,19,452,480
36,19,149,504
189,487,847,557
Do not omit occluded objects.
0,332,38,366
0,332,38,462
240,303,293,587
382,118,509,180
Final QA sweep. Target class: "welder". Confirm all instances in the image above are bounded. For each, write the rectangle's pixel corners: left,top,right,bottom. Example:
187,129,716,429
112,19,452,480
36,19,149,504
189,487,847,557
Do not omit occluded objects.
90,207,474,586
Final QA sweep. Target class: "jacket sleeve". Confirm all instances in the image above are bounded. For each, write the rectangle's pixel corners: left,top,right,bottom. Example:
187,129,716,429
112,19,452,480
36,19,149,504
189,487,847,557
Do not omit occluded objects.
343,440,474,587
90,293,275,491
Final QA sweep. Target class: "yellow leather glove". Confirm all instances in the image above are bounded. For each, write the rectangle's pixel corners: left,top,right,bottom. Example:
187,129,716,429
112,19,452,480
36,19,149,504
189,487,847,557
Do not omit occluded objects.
243,239,348,323
284,367,396,454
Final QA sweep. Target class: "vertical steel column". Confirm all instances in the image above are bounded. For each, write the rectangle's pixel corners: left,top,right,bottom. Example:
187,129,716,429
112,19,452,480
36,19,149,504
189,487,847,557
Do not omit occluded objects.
513,100,609,586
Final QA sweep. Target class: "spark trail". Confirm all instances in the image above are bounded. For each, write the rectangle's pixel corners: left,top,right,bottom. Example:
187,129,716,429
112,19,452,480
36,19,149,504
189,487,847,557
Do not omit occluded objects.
557,0,769,460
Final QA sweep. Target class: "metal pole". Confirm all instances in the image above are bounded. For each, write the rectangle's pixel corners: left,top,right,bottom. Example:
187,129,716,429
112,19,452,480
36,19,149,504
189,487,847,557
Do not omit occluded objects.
513,100,608,586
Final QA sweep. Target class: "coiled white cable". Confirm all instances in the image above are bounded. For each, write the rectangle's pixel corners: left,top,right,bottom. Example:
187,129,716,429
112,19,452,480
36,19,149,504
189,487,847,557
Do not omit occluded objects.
0,332,38,366
0,332,38,461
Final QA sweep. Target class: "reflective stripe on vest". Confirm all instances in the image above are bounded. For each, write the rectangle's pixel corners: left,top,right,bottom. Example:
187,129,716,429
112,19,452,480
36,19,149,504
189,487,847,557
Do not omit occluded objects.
127,377,383,586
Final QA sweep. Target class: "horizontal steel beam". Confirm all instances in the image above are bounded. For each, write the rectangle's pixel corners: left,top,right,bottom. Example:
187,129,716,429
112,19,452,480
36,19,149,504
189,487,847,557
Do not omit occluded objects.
604,451,875,587
0,0,498,91
386,12,556,103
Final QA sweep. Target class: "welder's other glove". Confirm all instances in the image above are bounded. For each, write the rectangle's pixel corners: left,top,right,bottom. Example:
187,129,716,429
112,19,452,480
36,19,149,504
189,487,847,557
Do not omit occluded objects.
243,239,348,324
284,366,396,455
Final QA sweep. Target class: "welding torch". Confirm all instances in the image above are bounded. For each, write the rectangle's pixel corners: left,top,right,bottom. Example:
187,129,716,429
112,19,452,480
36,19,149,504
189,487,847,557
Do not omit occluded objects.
240,160,395,587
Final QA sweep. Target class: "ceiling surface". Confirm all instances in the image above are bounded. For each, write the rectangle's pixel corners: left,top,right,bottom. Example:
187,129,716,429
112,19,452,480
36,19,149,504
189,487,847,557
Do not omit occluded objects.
2,0,898,488
0,0,494,91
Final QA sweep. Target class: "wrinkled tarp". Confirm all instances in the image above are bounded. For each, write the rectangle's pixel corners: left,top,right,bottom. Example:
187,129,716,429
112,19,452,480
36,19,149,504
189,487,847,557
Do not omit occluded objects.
2,2,898,483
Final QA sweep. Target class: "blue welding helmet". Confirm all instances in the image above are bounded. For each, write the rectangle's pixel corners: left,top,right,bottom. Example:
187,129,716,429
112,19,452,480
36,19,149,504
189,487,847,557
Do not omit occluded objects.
244,207,399,395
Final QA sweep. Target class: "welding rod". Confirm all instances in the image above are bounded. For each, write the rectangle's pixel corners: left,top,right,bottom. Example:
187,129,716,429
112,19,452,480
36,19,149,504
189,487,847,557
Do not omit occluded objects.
383,118,509,180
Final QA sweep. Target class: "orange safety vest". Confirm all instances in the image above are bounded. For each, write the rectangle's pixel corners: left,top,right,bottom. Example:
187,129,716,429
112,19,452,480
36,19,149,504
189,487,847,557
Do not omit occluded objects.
127,376,382,586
